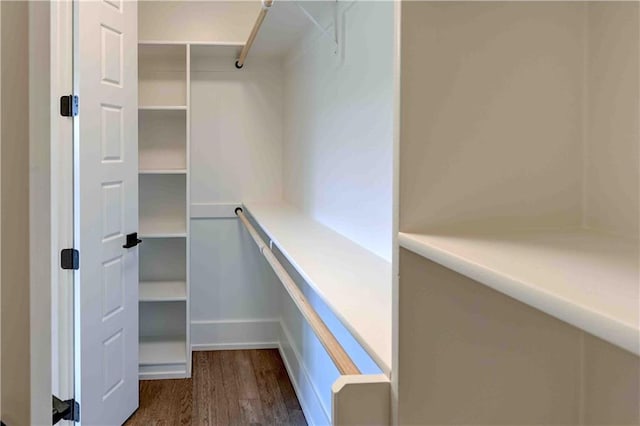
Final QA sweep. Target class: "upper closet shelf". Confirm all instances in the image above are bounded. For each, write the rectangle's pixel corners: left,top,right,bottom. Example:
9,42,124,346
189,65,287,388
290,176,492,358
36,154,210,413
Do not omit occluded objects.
399,229,640,355
244,202,392,374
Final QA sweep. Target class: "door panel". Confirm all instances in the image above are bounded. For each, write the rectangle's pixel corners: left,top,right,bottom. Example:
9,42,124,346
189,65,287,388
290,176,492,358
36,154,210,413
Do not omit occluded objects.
76,0,138,424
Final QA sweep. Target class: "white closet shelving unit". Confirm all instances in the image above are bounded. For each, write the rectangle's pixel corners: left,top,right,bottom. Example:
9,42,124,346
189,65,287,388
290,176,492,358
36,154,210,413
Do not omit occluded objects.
138,42,191,379
135,2,393,422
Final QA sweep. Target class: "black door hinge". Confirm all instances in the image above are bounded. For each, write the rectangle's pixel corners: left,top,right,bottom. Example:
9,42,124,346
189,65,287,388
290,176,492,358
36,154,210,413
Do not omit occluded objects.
53,395,80,424
61,248,79,270
60,95,78,117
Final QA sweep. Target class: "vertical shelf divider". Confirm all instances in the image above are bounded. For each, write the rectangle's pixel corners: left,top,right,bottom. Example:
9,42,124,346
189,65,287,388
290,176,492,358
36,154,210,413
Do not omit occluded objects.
185,43,192,377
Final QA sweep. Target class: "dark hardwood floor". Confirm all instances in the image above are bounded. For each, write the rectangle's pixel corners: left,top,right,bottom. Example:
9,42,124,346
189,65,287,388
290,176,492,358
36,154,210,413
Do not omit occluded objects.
125,349,307,426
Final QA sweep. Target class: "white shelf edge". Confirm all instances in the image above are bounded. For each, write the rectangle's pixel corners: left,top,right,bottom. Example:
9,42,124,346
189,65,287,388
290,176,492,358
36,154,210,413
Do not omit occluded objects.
139,336,187,366
140,281,187,302
139,219,187,239
139,232,187,239
138,106,187,111
139,169,187,175
398,231,640,356
139,40,244,47
139,40,189,46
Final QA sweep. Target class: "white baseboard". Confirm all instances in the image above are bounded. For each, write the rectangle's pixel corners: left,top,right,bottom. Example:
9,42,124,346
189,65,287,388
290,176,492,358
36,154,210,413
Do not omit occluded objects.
278,321,331,426
191,318,280,351
194,342,279,351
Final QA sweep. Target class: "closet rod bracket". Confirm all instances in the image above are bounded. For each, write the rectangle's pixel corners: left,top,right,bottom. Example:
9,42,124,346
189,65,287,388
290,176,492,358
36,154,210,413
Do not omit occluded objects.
296,0,339,55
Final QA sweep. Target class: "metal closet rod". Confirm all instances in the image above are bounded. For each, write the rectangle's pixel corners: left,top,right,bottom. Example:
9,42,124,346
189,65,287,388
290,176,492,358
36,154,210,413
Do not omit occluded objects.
234,207,361,376
235,0,274,69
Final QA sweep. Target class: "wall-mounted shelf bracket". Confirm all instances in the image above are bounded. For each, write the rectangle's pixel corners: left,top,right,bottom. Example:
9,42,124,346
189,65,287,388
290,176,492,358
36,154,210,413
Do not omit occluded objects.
296,0,339,55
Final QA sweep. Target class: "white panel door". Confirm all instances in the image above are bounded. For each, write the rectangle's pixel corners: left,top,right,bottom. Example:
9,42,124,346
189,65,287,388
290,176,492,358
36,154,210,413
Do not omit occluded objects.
75,0,139,424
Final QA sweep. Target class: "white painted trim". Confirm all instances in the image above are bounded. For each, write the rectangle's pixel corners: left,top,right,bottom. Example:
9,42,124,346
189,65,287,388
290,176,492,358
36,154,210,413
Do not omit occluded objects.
0,2,3,416
139,369,189,381
190,318,280,350
186,42,192,378
278,320,331,426
332,374,391,425
193,342,279,351
190,202,242,219
51,1,74,414
391,1,402,424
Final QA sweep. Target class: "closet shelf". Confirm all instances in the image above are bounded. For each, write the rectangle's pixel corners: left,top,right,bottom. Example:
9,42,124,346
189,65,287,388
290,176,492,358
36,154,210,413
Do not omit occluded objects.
398,229,640,355
140,281,187,302
140,220,187,238
244,202,392,374
139,336,187,366
138,106,187,111
140,232,187,239
139,169,187,175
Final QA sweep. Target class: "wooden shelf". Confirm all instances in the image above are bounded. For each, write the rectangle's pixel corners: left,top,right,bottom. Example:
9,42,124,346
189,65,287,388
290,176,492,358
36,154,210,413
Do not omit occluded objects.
140,281,187,302
244,202,392,374
399,229,640,355
139,336,187,366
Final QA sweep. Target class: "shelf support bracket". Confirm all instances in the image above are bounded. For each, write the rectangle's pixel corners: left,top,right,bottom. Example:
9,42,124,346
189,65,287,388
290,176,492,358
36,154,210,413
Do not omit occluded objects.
296,0,339,54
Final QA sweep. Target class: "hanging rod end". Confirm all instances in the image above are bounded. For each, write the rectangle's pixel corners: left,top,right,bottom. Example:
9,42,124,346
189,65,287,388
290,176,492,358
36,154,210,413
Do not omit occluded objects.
235,207,244,215
235,60,244,69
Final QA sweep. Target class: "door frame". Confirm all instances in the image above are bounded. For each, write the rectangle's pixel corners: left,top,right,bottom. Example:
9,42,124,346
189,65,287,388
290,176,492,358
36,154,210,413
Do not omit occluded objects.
1,0,71,423
0,1,74,423
51,0,75,415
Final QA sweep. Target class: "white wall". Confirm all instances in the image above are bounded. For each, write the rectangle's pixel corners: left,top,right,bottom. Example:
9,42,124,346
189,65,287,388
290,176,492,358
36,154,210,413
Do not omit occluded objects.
584,2,639,237
1,2,31,422
282,0,394,262
189,56,284,349
139,1,260,42
399,2,586,234
190,56,283,206
28,2,52,424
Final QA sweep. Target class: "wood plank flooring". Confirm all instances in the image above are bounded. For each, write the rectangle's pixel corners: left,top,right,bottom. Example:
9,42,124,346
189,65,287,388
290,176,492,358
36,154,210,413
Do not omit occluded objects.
125,349,307,426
